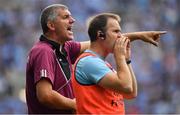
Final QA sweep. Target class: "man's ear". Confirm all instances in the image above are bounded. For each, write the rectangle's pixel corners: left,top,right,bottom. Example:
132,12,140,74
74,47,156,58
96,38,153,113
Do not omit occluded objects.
97,31,105,39
47,21,55,31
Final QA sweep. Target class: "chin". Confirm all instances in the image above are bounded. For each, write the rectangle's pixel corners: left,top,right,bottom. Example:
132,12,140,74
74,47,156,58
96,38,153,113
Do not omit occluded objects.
67,37,74,41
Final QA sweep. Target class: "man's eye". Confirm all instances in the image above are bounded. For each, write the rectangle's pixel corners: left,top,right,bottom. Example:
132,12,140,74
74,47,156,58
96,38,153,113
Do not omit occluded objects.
114,30,120,33
63,15,69,19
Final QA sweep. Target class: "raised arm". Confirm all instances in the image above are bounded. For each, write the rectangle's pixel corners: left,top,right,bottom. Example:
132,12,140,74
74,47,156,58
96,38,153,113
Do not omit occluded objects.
120,38,137,99
98,37,133,94
123,31,166,46
79,31,166,54
80,41,90,53
122,63,137,99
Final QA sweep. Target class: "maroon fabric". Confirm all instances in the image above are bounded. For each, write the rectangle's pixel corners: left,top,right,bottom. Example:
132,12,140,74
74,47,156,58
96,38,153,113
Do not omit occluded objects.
26,38,80,114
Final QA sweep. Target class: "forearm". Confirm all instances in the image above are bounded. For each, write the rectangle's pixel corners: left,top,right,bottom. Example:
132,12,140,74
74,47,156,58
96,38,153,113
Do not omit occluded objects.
123,63,137,99
115,56,132,93
41,90,76,110
123,32,145,42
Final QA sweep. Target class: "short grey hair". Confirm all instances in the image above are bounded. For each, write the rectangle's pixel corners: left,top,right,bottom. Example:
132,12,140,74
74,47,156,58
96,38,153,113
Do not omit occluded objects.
40,4,68,33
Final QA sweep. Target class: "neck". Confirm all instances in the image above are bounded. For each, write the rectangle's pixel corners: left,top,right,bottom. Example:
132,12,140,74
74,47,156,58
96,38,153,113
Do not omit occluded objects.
89,41,109,59
44,33,65,45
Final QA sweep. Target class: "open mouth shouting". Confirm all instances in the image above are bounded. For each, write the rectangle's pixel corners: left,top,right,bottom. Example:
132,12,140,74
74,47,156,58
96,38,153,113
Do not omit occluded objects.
67,26,73,35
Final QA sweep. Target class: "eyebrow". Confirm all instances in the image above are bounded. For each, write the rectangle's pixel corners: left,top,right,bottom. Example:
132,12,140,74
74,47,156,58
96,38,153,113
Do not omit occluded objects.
63,13,72,18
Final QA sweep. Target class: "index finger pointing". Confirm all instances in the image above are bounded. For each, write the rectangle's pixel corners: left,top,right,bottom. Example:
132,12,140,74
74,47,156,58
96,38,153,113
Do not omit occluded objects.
155,31,167,35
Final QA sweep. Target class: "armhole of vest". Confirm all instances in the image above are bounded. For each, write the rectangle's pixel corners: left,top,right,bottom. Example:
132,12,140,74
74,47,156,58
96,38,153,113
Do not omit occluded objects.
74,53,96,86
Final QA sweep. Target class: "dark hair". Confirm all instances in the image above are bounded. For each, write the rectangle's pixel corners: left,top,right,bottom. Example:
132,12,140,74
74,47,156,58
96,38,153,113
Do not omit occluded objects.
40,4,68,34
87,13,121,42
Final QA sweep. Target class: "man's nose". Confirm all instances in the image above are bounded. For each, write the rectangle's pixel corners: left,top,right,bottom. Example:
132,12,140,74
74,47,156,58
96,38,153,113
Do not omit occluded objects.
118,33,122,38
70,17,75,23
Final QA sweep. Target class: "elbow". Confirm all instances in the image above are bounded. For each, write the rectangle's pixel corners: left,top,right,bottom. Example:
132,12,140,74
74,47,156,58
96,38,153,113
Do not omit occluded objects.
123,85,133,94
123,90,138,99
130,93,137,99
125,86,138,98
37,92,52,105
124,93,137,99
125,89,138,99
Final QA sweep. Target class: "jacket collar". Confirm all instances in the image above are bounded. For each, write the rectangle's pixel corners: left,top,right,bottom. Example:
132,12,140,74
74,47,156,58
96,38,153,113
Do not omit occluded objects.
39,34,67,56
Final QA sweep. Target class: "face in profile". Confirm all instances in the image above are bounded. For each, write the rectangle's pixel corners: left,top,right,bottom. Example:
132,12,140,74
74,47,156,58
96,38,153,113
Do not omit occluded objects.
52,8,75,42
103,18,122,53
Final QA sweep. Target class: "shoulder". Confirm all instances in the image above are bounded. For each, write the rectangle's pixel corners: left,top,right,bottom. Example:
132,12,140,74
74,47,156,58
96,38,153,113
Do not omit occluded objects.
29,41,54,58
64,41,80,49
77,56,107,71
31,41,53,53
79,55,103,65
65,40,80,46
76,55,112,84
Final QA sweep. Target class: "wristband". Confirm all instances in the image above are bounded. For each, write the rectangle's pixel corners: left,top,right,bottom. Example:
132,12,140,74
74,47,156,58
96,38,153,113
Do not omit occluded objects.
126,60,131,64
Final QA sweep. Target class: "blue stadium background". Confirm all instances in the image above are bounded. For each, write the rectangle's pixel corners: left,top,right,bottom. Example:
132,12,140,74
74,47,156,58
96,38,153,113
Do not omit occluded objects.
0,0,179,114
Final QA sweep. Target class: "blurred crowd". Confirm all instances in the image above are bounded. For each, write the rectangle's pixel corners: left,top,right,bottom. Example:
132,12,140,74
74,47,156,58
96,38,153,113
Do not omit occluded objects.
0,0,179,114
